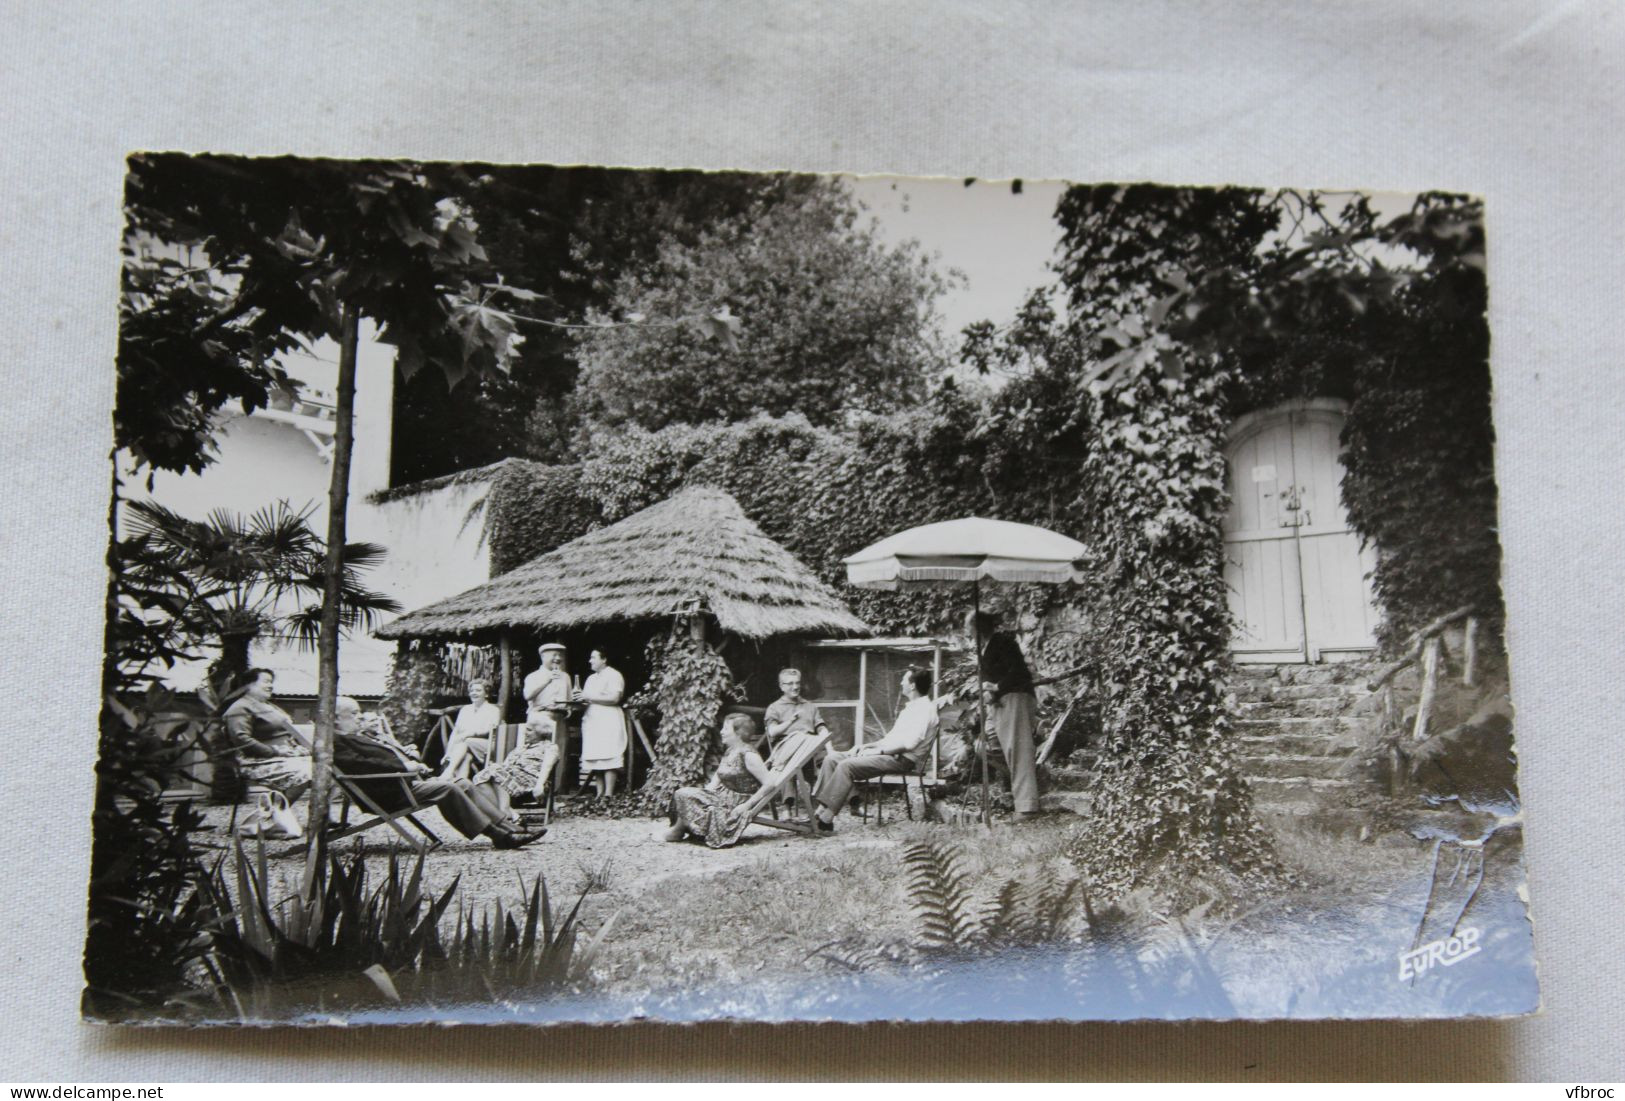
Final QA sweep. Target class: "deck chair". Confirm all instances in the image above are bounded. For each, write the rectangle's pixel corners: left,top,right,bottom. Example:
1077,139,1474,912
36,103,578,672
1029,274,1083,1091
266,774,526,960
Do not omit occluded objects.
855,706,950,826
733,726,834,837
329,768,445,852
291,721,445,852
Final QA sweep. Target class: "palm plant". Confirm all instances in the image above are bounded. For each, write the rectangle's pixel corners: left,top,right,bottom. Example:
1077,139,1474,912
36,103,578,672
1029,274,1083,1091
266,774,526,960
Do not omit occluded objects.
121,498,401,687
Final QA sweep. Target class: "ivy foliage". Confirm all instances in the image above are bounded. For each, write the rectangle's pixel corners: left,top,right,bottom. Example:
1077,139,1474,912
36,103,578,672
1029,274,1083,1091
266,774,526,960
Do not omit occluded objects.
484,402,1100,637
1067,368,1281,894
1043,185,1497,892
628,628,740,814
1066,187,1501,644
380,644,463,752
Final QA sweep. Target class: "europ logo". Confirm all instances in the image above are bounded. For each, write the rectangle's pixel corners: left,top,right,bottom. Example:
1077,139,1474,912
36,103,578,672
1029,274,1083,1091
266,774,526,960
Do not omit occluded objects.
1397,927,1481,981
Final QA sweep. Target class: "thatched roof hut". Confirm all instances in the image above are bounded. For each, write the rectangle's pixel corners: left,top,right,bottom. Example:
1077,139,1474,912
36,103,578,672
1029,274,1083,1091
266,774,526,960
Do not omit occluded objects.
377,486,869,643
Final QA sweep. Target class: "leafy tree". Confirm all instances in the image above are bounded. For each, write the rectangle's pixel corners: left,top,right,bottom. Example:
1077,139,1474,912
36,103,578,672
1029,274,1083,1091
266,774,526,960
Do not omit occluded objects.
116,228,287,477
390,167,818,480
119,154,520,864
571,179,953,434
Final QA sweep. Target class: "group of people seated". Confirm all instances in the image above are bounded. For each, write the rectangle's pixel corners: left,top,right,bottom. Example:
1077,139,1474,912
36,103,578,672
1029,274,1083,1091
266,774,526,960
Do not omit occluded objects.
664,663,943,847
215,608,1043,852
221,666,546,849
218,639,636,849
439,642,629,801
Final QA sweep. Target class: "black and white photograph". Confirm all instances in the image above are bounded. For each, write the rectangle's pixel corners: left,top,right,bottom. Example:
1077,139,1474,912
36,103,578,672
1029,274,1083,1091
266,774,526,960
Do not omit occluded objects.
87,155,1537,1026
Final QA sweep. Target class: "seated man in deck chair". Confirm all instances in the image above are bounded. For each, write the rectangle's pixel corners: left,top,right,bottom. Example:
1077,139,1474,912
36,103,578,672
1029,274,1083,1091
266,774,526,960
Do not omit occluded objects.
764,667,820,766
333,697,544,850
809,667,938,834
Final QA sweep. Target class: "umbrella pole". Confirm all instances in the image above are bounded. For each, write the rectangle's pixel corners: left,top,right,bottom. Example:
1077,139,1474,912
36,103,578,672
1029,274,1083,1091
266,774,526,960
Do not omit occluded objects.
973,578,991,828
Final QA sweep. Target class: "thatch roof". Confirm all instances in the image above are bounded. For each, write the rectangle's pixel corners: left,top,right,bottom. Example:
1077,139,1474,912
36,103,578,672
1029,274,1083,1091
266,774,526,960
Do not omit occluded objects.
376,486,869,642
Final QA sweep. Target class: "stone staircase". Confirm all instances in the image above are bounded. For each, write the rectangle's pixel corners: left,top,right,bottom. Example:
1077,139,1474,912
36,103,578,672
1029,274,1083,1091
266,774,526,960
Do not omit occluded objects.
1231,661,1382,814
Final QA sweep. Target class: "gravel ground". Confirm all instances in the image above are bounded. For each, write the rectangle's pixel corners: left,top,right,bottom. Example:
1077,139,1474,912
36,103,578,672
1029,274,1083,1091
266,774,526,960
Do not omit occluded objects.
197,799,898,912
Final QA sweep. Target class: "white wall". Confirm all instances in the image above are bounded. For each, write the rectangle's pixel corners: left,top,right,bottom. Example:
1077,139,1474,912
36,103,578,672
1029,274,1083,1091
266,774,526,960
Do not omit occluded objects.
359,479,495,619
123,324,477,697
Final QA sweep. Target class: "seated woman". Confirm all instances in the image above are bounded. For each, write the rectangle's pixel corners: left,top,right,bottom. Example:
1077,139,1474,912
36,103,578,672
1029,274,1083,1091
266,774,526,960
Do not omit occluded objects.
469,712,561,807
439,680,501,780
665,714,772,849
221,668,313,800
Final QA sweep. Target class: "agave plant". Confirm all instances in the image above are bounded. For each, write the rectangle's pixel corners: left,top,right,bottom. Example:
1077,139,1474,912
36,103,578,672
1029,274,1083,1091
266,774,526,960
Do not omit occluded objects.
203,839,619,1020
120,497,401,686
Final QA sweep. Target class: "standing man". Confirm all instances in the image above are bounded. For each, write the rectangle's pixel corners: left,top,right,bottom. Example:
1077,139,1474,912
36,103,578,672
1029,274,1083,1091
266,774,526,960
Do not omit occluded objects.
809,667,938,833
969,609,1042,821
524,642,573,791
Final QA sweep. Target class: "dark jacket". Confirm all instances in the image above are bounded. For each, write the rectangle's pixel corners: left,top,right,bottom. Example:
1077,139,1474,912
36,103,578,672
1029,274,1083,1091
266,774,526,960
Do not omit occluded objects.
981,632,1035,698
333,731,424,811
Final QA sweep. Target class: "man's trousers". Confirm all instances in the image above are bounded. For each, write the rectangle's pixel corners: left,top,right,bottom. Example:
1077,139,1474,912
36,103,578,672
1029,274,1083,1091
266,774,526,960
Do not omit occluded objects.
990,690,1040,813
812,751,916,812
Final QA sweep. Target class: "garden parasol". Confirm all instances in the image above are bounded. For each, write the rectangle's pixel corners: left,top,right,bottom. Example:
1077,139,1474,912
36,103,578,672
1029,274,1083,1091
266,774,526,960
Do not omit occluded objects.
843,517,1087,824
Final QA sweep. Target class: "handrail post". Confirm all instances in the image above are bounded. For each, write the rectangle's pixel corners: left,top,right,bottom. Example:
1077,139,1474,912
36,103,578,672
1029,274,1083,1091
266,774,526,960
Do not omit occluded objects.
1412,636,1442,741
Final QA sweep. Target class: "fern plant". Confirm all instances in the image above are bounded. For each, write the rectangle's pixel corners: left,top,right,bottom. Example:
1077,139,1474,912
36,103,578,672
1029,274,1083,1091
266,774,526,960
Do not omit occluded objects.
901,842,984,949
900,840,1088,953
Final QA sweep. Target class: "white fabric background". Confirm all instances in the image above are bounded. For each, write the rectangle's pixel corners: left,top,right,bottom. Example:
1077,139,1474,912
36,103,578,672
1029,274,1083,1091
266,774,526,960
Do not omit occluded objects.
1,0,1620,1082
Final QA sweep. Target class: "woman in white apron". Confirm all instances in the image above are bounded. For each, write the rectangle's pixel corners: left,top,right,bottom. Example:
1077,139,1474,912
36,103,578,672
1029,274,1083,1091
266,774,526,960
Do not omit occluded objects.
574,647,629,799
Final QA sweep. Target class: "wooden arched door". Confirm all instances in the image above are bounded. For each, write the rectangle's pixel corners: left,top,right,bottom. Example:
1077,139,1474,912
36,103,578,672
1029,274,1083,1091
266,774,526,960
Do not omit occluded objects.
1223,400,1380,663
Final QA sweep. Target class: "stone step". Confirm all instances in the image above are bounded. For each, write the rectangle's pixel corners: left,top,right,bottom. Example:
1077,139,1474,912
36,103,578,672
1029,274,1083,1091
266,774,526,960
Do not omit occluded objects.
1237,696,1357,718
1235,678,1365,695
1237,753,1367,780
1256,804,1382,840
1247,775,1365,804
1234,715,1366,739
1231,663,1380,688
1236,732,1359,756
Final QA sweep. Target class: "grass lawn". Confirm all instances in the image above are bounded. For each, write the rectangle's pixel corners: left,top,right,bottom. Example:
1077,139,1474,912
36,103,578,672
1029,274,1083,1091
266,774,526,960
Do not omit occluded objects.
197,792,1538,1022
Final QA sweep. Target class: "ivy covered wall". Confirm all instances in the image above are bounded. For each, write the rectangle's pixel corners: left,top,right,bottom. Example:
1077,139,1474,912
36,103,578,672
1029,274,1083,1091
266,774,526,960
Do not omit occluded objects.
481,403,1099,643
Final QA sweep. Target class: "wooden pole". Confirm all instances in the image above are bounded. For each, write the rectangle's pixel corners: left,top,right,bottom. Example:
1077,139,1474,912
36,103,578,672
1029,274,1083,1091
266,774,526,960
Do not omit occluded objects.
856,650,868,750
973,578,991,827
1036,683,1088,766
1383,686,1406,795
1412,636,1441,741
497,634,513,719
306,301,360,884
1366,604,1475,691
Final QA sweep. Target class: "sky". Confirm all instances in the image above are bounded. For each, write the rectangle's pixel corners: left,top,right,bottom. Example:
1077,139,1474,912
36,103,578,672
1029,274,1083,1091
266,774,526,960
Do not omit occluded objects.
843,176,1423,354
845,174,1070,345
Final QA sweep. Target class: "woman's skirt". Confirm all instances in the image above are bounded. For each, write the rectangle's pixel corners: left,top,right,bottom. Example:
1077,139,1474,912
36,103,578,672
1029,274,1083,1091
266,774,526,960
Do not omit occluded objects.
474,741,559,800
670,785,754,849
243,755,313,796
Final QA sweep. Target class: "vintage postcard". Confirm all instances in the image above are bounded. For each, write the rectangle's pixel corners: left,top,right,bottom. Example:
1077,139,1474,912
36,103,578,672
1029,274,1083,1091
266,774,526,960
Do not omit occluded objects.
88,156,1536,1024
